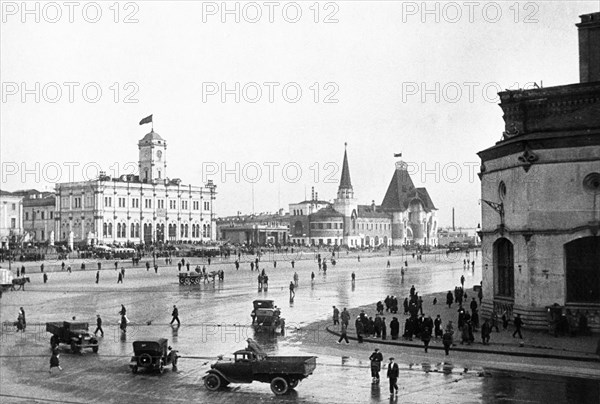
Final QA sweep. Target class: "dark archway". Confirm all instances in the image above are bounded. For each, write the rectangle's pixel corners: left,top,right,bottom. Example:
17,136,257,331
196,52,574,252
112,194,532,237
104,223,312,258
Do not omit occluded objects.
493,238,514,299
294,221,303,236
565,237,600,303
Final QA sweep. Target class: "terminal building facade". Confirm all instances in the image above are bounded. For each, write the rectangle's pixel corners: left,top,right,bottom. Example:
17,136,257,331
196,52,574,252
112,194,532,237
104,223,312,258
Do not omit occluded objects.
55,130,217,246
478,12,600,330
289,146,437,248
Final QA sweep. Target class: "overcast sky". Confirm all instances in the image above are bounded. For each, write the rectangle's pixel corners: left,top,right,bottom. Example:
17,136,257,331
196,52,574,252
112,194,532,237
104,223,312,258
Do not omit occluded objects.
1,1,597,227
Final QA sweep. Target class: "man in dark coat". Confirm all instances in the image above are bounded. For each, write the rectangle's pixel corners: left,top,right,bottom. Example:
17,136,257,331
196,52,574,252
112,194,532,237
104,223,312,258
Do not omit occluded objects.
387,357,399,395
170,305,180,326
369,348,383,383
355,317,364,343
94,314,104,337
390,317,400,340
446,290,454,308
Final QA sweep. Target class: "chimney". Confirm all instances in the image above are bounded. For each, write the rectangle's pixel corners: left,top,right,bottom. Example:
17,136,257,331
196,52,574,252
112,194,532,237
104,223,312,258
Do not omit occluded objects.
315,192,318,201
452,207,455,231
311,187,315,201
577,12,600,83
371,200,376,212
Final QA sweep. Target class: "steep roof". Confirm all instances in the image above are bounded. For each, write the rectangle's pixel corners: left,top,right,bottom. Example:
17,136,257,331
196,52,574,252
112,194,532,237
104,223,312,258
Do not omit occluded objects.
357,205,391,219
339,148,352,189
381,168,436,212
310,206,344,219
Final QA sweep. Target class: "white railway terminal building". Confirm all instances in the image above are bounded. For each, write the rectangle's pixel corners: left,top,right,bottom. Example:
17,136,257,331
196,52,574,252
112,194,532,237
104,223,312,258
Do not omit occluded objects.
55,130,217,246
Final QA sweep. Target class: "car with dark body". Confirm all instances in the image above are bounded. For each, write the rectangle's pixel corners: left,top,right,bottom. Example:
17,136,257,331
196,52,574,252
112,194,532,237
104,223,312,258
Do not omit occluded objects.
203,350,317,395
251,299,281,333
46,321,99,353
129,338,175,374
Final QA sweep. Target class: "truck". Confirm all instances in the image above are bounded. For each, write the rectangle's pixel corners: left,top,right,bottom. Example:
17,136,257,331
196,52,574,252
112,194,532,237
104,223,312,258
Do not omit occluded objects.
203,350,317,395
46,321,99,354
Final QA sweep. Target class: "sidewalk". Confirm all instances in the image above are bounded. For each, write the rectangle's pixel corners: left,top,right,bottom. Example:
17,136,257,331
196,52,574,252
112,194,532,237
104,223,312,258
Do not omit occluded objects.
326,291,600,362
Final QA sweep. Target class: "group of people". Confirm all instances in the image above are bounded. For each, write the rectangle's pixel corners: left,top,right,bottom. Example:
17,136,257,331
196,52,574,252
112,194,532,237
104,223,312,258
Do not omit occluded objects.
368,348,400,396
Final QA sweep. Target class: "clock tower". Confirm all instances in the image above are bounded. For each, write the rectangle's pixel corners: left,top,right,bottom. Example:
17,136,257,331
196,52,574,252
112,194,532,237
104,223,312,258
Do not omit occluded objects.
138,130,167,182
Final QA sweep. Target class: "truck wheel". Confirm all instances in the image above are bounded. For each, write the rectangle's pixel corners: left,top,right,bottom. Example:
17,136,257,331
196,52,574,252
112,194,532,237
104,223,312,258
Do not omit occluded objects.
204,374,222,391
270,377,289,395
92,345,99,353
288,378,299,389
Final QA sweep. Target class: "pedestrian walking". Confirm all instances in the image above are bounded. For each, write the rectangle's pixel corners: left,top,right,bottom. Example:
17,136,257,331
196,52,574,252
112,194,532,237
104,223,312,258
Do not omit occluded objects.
387,357,399,396
333,306,339,325
390,317,399,340
460,275,465,288
293,272,299,287
170,305,180,326
61,262,65,271
178,262,182,271
49,352,62,374
120,314,128,333
356,317,364,343
95,270,100,284
94,314,104,337
481,319,491,345
478,285,483,305
512,313,524,339
502,311,509,330
311,271,315,282
289,281,295,299
341,308,350,326
43,273,48,283
98,262,102,271
146,261,150,271
154,264,158,274
442,330,453,355
186,262,190,271
369,348,383,383
291,260,295,268
421,327,431,352
337,322,350,344
351,272,355,282
114,261,118,270
40,263,44,273
117,271,123,283
19,307,26,330
119,304,126,316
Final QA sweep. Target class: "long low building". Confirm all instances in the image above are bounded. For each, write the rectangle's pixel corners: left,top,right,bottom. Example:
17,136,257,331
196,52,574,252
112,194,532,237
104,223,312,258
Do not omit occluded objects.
217,212,289,245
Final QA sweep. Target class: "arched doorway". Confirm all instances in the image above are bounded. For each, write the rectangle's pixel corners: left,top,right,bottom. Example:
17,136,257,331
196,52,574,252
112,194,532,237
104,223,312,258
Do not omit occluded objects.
493,238,514,299
565,237,600,303
365,236,371,246
375,236,380,245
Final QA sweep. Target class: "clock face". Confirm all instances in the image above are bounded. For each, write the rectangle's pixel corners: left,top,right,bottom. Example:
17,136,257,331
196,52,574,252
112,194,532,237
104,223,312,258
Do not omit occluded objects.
157,150,162,160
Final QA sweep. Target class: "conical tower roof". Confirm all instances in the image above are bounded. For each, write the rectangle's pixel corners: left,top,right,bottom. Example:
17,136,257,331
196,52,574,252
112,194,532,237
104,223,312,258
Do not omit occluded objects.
339,144,352,190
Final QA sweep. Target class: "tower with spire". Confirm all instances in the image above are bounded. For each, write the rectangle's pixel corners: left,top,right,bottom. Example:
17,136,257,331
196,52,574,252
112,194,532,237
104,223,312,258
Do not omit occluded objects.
138,130,167,183
333,143,359,245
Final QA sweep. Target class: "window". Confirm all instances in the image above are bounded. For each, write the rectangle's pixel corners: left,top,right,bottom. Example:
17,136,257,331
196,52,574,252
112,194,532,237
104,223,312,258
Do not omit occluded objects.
11,218,16,228
104,197,112,207
41,230,45,240
326,223,332,229
318,223,324,229
131,198,139,208
170,200,176,209
103,223,108,237
157,199,164,209
204,201,210,211
108,223,113,237
145,199,152,209
41,211,45,220
193,201,199,210
135,223,140,237
131,223,135,238
181,201,188,210
118,197,126,208
25,212,29,220
74,197,81,208
12,203,16,210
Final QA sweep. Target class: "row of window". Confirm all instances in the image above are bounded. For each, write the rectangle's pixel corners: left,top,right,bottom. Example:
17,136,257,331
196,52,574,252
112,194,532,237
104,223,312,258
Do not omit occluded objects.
292,209,305,216
65,196,210,211
101,222,211,238
308,222,391,231
24,211,53,220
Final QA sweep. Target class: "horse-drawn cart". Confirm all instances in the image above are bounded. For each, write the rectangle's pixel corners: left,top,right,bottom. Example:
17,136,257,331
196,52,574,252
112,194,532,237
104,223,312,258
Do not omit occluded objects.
178,272,203,285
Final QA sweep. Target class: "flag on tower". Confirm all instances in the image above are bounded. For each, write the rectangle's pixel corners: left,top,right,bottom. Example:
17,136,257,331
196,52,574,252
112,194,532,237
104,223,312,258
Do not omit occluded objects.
139,114,153,126
394,152,402,157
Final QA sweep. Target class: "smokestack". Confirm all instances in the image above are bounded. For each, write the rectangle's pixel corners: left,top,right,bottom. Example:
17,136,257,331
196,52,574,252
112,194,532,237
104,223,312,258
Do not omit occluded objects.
311,186,315,201
577,12,600,83
452,208,455,231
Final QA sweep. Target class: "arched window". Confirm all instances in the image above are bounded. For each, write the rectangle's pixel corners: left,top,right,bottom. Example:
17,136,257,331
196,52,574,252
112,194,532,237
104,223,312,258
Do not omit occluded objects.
135,223,140,238
565,237,600,303
184,224,189,238
294,221,303,236
103,223,107,237
203,224,207,238
131,223,135,238
108,223,113,237
493,238,514,298
117,223,121,238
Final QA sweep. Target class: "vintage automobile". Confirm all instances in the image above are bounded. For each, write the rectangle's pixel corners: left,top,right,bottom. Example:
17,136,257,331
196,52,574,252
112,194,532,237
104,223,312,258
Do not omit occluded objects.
129,338,176,374
178,272,203,285
203,350,317,395
46,321,99,353
251,300,281,333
